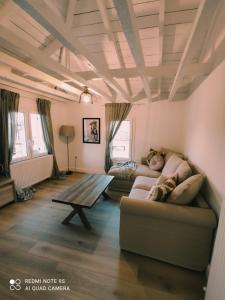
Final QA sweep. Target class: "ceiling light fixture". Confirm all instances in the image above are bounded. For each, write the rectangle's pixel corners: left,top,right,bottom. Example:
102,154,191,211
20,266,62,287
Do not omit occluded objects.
79,86,93,104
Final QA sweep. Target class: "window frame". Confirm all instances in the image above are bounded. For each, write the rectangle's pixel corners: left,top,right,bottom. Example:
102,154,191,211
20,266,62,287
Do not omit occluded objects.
11,112,29,163
29,113,48,158
111,119,133,162
11,111,48,164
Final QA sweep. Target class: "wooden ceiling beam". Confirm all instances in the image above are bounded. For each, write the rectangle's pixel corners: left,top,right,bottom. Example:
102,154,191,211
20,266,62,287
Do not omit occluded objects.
113,0,151,101
0,26,112,99
0,0,15,23
168,0,222,101
0,51,81,95
0,64,78,101
157,0,165,97
39,0,77,58
75,63,210,80
13,0,130,101
42,39,61,56
96,0,132,97
65,0,77,29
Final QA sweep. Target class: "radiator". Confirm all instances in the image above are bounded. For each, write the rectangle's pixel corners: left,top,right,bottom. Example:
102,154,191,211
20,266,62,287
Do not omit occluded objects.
205,201,225,300
10,155,53,188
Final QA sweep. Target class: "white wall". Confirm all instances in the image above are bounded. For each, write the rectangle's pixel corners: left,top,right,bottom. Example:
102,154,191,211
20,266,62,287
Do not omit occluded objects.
147,100,187,153
184,60,225,213
69,103,150,173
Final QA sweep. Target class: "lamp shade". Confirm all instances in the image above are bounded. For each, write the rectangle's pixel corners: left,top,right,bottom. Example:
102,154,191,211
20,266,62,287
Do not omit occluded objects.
59,125,75,137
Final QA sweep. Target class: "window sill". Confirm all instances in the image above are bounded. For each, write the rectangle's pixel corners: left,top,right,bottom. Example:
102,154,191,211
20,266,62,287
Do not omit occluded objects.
112,158,131,163
11,154,51,165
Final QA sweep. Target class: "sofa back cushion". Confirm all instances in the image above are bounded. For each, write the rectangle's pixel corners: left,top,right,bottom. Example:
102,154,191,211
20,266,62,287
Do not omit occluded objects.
167,174,204,205
176,161,192,183
160,148,184,163
162,154,184,176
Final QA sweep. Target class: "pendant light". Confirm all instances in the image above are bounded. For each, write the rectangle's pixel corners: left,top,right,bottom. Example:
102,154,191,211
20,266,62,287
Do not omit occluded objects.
79,86,93,104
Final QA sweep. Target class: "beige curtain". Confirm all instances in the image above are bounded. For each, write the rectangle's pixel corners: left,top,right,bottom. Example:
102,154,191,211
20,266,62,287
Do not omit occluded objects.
104,103,131,173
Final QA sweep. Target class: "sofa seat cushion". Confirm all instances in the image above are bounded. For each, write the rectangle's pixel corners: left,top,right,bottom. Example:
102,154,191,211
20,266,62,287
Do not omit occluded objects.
167,174,204,205
162,154,184,176
129,188,149,200
134,164,160,178
133,176,158,191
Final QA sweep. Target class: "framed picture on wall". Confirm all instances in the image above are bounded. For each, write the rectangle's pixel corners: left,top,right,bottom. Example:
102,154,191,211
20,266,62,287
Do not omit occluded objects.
83,118,101,144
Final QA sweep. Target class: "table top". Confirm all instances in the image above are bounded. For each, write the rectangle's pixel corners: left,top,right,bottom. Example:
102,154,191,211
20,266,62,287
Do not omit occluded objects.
52,174,114,208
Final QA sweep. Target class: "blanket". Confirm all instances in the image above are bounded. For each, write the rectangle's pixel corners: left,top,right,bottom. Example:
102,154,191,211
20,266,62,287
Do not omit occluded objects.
110,161,137,180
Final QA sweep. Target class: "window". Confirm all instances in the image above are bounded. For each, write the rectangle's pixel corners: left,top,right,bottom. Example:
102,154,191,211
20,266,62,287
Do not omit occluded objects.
112,120,132,160
11,112,48,163
30,113,47,156
12,112,28,161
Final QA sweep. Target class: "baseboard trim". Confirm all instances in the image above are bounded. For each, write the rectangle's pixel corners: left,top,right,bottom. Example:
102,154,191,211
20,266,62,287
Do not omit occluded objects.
74,167,105,174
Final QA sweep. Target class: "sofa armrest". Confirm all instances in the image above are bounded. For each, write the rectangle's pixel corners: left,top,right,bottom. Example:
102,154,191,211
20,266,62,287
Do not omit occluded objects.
120,196,217,229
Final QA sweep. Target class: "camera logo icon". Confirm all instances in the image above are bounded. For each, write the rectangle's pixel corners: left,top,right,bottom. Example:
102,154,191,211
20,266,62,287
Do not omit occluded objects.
9,279,21,290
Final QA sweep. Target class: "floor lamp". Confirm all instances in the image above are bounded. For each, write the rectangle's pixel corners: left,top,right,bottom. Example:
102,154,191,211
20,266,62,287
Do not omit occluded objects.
60,125,75,175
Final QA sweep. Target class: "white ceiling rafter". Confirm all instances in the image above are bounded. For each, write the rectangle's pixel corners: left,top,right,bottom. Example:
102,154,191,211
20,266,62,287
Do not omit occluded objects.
0,64,77,101
13,0,130,101
168,0,222,101
157,0,165,97
0,51,81,95
0,26,112,100
42,39,61,56
42,0,77,56
0,0,15,24
75,63,210,81
65,0,77,29
96,0,132,98
0,0,219,104
113,0,152,101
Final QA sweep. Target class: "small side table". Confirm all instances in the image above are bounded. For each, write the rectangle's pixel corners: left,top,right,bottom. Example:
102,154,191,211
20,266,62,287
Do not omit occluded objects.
0,178,17,207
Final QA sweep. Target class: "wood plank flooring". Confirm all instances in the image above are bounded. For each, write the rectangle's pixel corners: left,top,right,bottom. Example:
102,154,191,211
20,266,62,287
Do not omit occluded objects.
0,173,206,300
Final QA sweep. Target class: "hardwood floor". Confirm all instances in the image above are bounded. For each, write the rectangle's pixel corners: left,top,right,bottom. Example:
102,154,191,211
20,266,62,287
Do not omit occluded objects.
0,173,206,300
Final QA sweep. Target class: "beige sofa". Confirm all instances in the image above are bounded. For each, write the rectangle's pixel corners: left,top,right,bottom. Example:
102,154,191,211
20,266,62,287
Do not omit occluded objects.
119,153,217,271
108,150,182,193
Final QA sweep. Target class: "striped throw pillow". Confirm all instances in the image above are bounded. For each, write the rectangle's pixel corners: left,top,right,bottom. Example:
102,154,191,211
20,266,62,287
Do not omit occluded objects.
147,175,177,202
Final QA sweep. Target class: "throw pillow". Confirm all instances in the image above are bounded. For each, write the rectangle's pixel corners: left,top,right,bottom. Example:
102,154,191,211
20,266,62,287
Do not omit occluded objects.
142,148,157,165
147,175,177,202
167,174,204,205
155,174,168,185
148,153,165,171
162,154,184,176
175,161,192,183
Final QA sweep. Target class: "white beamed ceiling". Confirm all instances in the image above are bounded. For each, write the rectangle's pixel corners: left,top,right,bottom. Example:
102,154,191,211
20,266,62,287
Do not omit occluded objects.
0,0,223,102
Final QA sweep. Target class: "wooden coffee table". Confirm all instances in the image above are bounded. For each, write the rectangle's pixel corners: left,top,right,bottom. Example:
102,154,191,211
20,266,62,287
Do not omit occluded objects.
52,174,114,230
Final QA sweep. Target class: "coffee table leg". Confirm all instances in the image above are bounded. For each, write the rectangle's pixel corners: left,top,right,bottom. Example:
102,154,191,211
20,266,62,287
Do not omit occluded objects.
78,209,92,230
62,207,78,225
102,191,111,200
62,206,91,230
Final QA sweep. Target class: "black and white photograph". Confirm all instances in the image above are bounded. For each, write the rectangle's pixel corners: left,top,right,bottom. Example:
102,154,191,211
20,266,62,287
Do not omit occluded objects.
83,118,100,144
